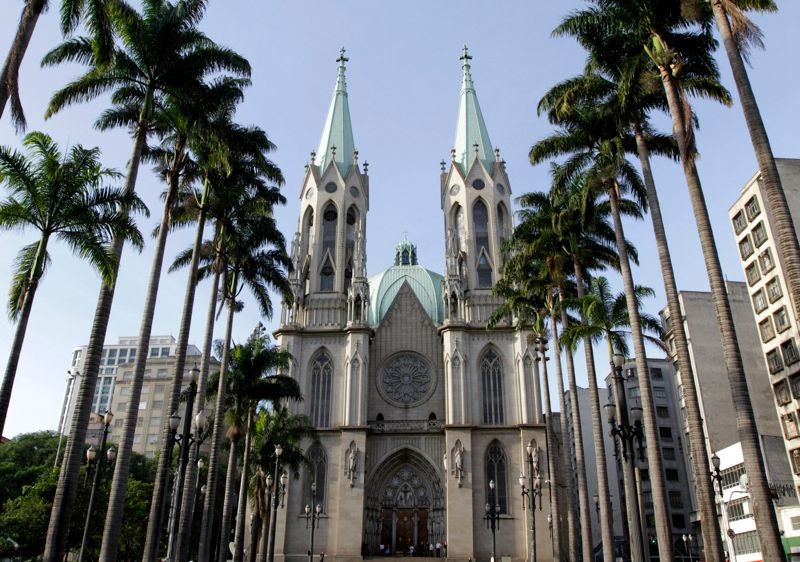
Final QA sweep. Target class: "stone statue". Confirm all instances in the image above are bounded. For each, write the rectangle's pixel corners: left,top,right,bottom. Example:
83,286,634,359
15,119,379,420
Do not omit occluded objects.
345,443,358,487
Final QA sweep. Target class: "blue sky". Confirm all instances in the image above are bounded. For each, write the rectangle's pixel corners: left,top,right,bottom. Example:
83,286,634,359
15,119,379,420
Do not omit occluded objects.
1,2,799,437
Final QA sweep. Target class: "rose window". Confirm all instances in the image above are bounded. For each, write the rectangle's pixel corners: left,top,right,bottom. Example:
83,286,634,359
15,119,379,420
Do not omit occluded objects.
380,353,432,405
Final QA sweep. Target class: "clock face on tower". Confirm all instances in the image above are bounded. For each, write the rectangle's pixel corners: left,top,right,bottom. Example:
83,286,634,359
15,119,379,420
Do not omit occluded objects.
449,184,460,196
378,352,434,407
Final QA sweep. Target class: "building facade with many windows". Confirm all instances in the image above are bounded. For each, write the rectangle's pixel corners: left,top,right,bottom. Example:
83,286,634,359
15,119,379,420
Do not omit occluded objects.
271,50,555,562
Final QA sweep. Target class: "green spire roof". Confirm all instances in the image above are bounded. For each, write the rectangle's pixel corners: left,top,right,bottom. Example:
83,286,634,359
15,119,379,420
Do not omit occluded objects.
452,46,494,174
316,48,356,177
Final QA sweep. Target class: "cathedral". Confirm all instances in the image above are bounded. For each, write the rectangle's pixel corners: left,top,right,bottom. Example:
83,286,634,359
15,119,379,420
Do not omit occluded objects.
273,48,554,562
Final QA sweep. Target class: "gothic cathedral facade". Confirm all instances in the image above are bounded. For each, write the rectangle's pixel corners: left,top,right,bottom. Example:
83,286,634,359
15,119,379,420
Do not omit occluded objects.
273,49,552,562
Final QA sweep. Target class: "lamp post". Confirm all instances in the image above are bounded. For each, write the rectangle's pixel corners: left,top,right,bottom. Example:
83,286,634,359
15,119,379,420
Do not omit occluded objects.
267,445,287,562
682,533,694,562
78,410,114,562
593,493,600,523
605,353,646,562
711,456,750,562
165,366,202,561
485,479,501,562
305,482,323,562
520,442,543,562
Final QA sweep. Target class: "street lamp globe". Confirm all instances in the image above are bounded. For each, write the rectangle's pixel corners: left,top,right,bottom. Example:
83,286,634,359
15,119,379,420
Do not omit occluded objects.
603,403,616,423
169,413,181,432
489,479,495,490
526,442,534,457
630,406,644,425
275,444,283,457
86,445,97,462
106,447,116,462
103,410,114,425
267,474,274,489
190,364,200,384
613,353,625,369
198,458,205,470
305,504,311,515
534,475,543,491
194,410,207,432
315,504,322,514
711,452,721,470
280,472,288,487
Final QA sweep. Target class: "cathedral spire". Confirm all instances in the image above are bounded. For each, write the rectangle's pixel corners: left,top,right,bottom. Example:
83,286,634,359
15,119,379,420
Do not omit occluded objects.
452,46,494,174
316,47,356,176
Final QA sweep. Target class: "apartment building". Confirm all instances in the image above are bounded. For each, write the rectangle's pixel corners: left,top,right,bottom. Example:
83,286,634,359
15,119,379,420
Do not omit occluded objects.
729,159,800,497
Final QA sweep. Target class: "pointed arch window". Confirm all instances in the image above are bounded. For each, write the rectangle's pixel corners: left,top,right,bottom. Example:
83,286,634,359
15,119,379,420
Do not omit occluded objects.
311,352,333,427
486,441,509,514
474,201,492,287
306,443,327,512
302,208,314,255
453,204,466,254
481,349,504,424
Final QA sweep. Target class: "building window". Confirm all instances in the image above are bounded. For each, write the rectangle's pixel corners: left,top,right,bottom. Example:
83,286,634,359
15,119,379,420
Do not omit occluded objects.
739,235,754,259
783,413,800,440
485,441,509,514
665,468,679,481
782,339,800,366
668,491,684,509
320,204,338,291
306,443,327,512
160,347,170,357
790,375,800,399
629,386,641,399
745,262,761,286
775,307,791,332
767,277,783,303
149,417,161,427
654,387,667,402
727,498,750,521
663,447,676,460
759,318,776,342
148,434,158,444
752,288,768,313
732,211,747,234
792,449,800,475
720,464,746,489
154,384,165,394
775,380,791,405
745,196,761,221
733,531,761,554
656,406,669,418
659,427,673,441
650,368,663,379
474,200,492,287
150,348,159,358
643,491,653,508
752,222,768,246
481,349,505,424
769,349,786,374
760,248,775,273
310,352,333,427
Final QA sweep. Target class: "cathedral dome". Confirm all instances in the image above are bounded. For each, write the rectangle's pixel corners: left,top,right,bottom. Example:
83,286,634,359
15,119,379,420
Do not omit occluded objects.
368,240,444,326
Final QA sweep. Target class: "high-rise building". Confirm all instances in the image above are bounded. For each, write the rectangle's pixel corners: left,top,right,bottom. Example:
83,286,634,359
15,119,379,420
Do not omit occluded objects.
61,335,202,444
602,358,695,561
271,49,556,561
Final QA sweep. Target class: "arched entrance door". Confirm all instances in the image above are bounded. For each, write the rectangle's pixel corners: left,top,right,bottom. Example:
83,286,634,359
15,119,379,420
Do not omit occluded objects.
363,448,445,556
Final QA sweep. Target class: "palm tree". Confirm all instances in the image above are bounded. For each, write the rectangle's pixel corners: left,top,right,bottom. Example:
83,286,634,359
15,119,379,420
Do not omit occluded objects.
558,2,784,555
563,276,664,562
190,196,292,562
538,45,726,558
0,0,115,130
204,331,300,562
531,100,675,561
0,131,143,435
41,2,250,559
710,1,800,322
251,407,316,562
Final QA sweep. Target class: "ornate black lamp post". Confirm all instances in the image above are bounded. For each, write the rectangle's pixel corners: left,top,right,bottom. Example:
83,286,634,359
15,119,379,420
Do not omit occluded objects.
78,410,115,562
305,482,323,562
519,445,543,562
605,353,647,562
485,479,501,562
267,444,288,562
710,452,724,497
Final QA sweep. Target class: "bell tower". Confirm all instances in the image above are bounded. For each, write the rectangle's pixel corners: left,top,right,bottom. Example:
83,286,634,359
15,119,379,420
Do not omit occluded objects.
283,48,370,329
440,46,512,324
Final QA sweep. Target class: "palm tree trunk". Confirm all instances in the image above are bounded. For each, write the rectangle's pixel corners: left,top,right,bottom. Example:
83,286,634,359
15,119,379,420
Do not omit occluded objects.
711,1,800,321
0,232,46,433
605,339,644,562
218,436,240,562
572,263,615,561
632,123,725,561
198,291,237,562
607,185,674,562
97,163,180,562
549,312,579,562
535,337,561,561
657,64,784,559
176,224,223,562
143,163,205,562
233,411,254,562
43,98,152,562
0,0,45,130
555,289,593,562
248,511,260,562
258,491,271,562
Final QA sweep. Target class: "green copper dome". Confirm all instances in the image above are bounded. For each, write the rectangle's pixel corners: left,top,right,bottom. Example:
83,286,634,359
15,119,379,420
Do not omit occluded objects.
368,240,443,326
